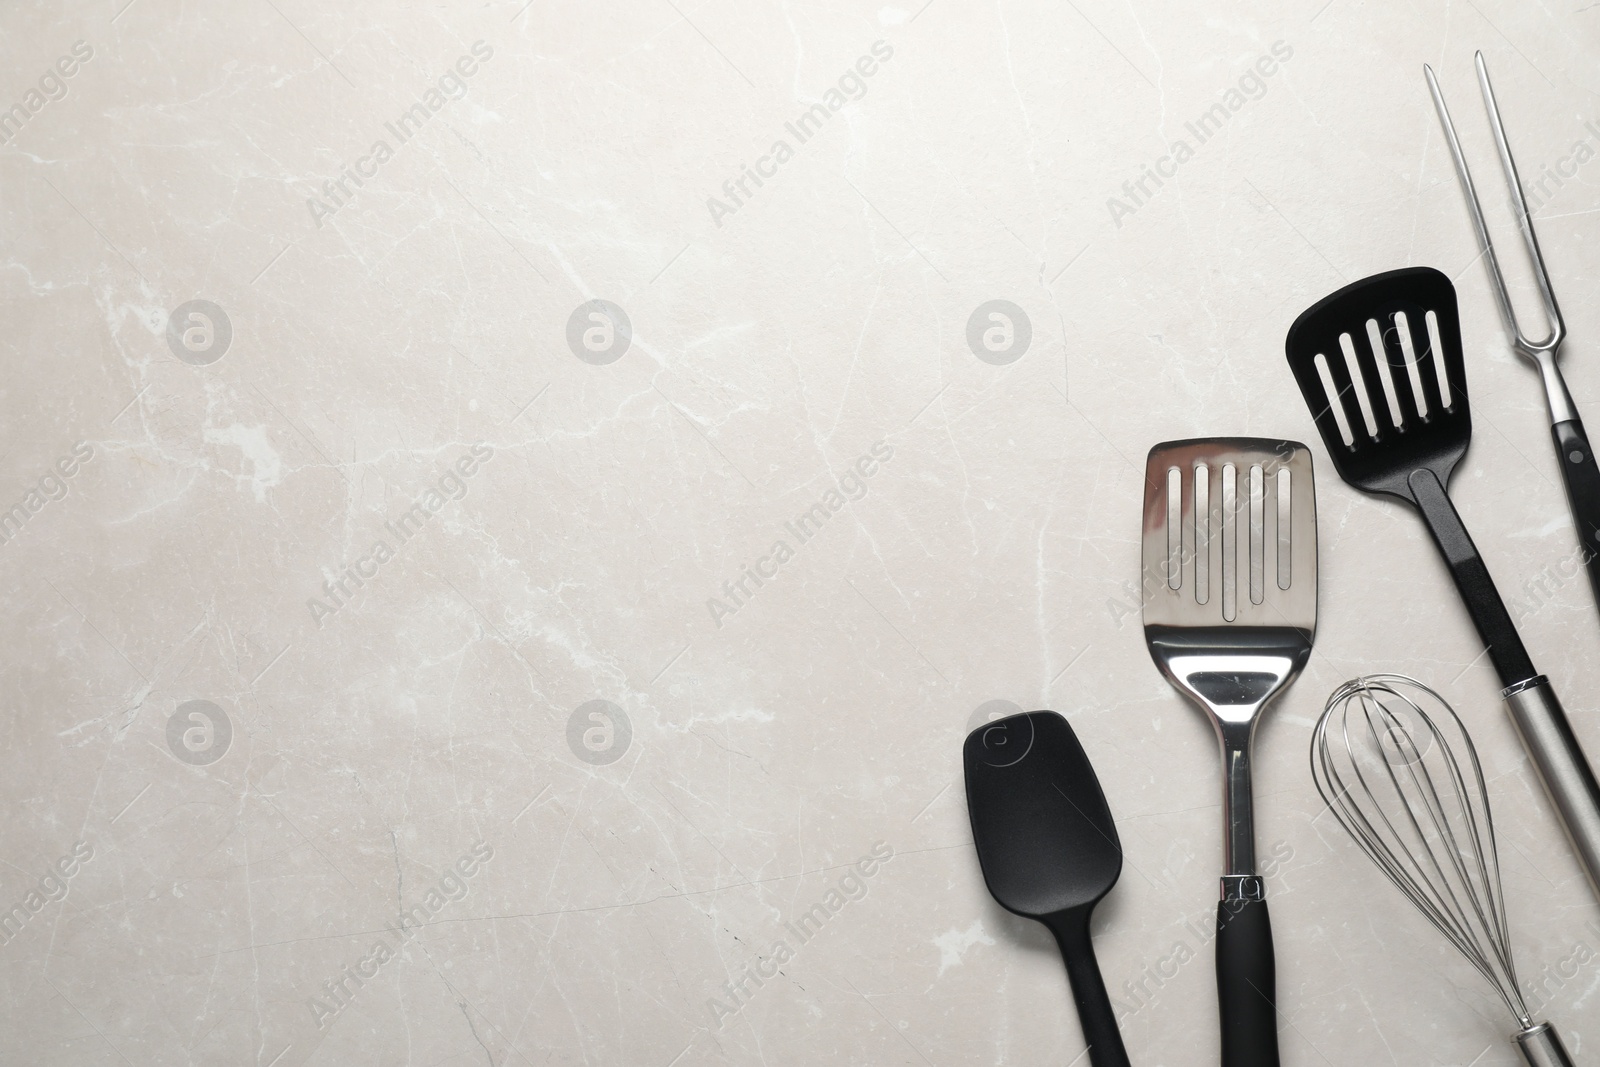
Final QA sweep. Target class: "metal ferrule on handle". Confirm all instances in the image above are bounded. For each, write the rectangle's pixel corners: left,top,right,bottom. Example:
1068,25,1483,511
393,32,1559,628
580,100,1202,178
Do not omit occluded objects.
1502,678,1600,897
1515,1023,1575,1067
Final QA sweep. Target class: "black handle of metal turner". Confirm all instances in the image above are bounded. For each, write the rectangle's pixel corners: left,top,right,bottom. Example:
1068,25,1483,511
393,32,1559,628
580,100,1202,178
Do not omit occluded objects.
1552,418,1600,613
1217,895,1278,1067
1407,468,1535,687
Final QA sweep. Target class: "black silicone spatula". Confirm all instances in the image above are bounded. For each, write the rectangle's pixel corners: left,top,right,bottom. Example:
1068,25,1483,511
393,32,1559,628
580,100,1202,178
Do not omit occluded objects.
964,711,1130,1067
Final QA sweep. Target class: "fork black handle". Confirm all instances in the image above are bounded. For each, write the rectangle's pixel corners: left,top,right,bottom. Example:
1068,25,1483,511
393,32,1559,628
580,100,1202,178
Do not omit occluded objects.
1407,468,1536,687
1552,418,1600,612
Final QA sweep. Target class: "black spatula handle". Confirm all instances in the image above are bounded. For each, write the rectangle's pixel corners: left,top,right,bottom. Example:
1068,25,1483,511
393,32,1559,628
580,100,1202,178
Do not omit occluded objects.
1552,418,1600,611
1216,895,1278,1067
1046,910,1131,1067
1407,467,1536,686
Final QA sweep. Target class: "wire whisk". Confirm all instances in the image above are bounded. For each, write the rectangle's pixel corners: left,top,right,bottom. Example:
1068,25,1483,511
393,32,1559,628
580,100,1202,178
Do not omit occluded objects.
1311,675,1574,1066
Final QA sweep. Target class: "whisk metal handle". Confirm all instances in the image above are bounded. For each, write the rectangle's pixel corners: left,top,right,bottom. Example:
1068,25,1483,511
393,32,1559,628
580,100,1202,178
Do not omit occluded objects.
1504,678,1600,899
1216,888,1279,1067
1516,1022,1574,1067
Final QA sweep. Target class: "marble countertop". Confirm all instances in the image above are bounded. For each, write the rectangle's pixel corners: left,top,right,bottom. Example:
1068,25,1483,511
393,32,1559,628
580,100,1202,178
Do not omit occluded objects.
4,1,1600,1063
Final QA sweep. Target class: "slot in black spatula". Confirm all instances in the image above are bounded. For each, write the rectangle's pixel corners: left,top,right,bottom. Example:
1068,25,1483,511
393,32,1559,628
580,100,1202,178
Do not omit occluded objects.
1285,266,1600,901
964,711,1130,1067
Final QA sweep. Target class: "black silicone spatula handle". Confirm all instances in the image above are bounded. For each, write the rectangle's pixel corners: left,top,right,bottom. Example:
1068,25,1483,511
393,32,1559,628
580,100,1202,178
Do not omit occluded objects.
1045,910,1130,1067
1406,468,1536,686
1216,896,1278,1067
1552,418,1600,610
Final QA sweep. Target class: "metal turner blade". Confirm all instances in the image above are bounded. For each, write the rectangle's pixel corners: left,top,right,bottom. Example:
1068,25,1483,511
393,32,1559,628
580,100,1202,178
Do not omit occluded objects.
1141,439,1318,634
1141,437,1318,1067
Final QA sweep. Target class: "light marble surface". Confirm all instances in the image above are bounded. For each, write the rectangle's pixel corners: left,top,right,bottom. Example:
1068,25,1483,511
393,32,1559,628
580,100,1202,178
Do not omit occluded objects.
4,1,1600,1064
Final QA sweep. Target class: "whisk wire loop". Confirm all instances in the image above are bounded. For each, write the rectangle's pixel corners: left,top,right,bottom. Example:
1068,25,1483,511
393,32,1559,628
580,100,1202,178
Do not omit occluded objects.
1312,675,1532,1027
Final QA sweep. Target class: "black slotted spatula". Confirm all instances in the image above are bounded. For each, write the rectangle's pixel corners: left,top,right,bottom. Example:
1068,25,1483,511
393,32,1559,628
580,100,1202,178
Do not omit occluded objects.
964,711,1130,1067
1285,266,1600,901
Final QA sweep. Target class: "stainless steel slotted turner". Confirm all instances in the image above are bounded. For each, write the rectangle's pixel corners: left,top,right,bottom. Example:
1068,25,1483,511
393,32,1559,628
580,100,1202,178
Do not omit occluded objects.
1141,438,1318,1067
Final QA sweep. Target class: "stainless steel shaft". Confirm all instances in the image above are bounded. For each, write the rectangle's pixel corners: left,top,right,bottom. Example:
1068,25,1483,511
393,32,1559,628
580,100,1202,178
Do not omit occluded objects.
1503,677,1600,899
1516,1023,1574,1067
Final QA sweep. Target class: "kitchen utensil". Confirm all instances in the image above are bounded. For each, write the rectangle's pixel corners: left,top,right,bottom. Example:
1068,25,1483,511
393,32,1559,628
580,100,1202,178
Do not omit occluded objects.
1426,54,1600,613
1311,674,1574,1067
1285,267,1600,901
964,710,1130,1067
1141,437,1318,1067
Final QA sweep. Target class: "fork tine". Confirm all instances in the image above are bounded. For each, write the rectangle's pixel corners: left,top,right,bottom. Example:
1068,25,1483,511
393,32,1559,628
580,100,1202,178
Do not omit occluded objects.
1473,51,1565,354
1424,64,1518,329
1425,59,1564,358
